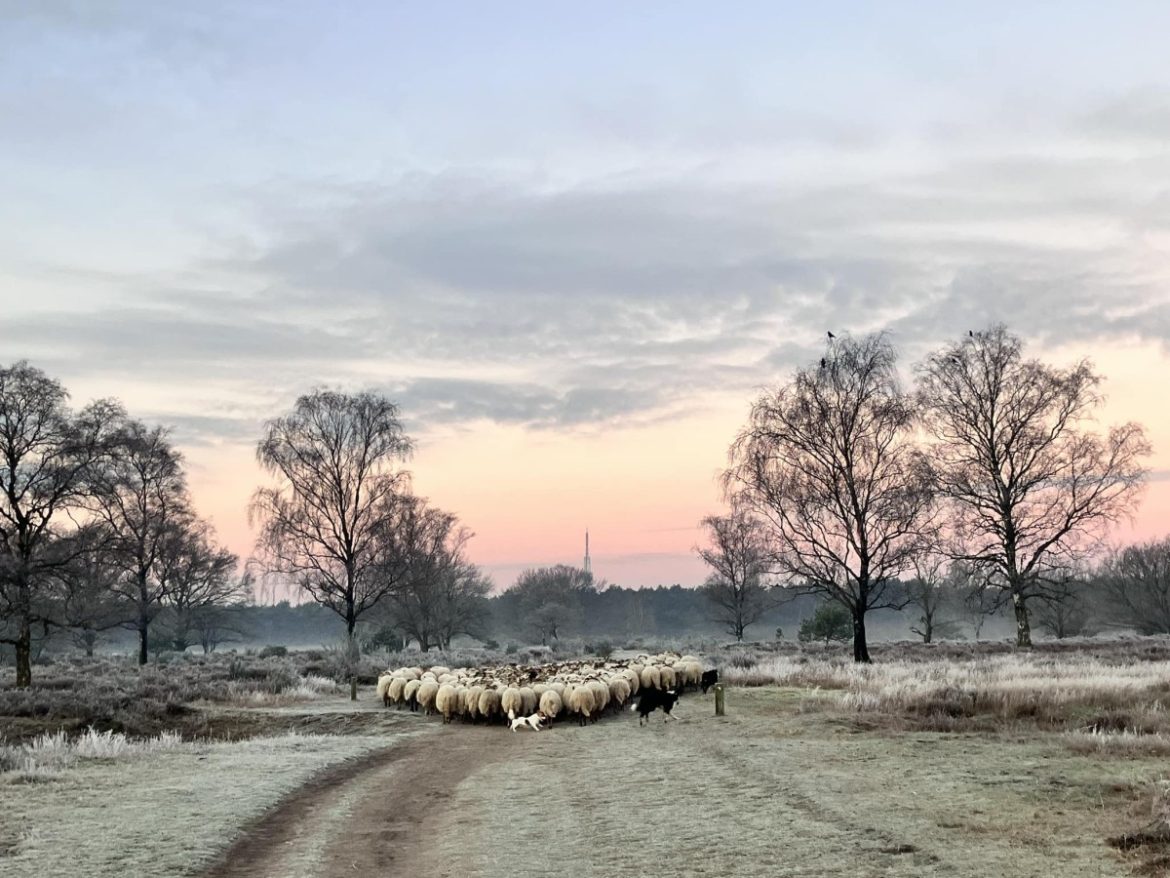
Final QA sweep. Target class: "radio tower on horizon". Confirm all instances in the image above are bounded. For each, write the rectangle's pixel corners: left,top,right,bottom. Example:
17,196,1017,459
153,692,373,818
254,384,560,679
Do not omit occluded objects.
583,529,592,576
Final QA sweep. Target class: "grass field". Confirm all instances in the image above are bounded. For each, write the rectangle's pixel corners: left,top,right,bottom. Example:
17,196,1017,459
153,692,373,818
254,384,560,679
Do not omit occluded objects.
421,687,1160,877
4,643,1170,876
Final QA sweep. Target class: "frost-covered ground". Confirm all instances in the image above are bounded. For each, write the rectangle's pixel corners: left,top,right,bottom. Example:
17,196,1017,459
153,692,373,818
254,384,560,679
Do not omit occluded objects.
417,688,1162,877
0,729,414,877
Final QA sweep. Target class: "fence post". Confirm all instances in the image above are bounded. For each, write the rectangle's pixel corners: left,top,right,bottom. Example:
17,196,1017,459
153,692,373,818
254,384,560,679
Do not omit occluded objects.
714,683,725,716
350,677,358,701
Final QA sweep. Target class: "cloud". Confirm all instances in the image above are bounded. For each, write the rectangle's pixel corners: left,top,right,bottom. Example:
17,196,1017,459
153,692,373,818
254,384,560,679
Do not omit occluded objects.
6,104,1170,435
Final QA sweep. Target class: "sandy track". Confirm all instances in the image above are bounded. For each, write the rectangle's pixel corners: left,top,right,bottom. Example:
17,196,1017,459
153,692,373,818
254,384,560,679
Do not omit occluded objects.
201,724,506,878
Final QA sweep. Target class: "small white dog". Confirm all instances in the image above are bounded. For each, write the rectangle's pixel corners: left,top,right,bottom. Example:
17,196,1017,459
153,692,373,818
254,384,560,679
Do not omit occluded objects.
510,711,548,732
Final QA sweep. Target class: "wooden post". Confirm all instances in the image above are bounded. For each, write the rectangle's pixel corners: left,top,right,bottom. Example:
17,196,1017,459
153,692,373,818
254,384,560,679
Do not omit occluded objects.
714,683,725,716
350,677,358,701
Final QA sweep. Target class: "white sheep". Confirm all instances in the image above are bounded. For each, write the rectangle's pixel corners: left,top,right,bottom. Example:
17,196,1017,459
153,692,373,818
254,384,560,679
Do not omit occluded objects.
519,686,538,716
608,676,631,710
500,687,524,720
538,689,563,724
658,666,677,691
587,680,610,713
376,674,395,705
640,665,662,691
416,680,440,716
435,683,459,724
403,679,422,712
478,688,501,723
465,685,484,722
567,685,596,726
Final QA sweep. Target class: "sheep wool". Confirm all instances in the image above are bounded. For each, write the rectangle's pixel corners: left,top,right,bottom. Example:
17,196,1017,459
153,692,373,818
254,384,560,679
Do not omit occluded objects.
416,680,440,716
587,680,610,712
608,677,631,708
567,685,596,726
435,683,459,724
376,674,395,704
640,666,662,691
403,679,422,710
519,687,538,717
465,685,483,721
659,666,677,691
387,677,407,706
622,668,640,695
539,689,563,721
478,688,501,721
501,687,524,720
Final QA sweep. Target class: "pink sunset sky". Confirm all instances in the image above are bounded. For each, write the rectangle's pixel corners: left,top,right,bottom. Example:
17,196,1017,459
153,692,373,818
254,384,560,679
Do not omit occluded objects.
3,5,1170,592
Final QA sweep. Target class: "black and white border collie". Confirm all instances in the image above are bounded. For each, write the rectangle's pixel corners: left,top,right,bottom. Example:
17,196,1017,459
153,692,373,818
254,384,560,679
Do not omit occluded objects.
631,688,680,725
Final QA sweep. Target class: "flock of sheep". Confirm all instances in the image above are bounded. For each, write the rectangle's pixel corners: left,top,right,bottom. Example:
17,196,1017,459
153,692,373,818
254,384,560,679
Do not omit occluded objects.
375,653,707,727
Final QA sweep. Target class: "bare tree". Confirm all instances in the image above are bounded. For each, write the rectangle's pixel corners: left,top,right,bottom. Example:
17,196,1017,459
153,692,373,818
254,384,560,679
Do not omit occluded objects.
195,605,250,654
696,507,773,641
917,325,1150,647
726,333,934,662
90,418,192,665
379,500,490,651
1096,538,1170,635
53,524,127,657
251,390,413,653
905,553,963,643
0,362,117,686
1035,568,1096,639
508,565,596,645
158,521,244,652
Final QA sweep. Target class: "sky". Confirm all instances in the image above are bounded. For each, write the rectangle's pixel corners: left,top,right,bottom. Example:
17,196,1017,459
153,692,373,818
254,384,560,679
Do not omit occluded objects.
3,2,1170,591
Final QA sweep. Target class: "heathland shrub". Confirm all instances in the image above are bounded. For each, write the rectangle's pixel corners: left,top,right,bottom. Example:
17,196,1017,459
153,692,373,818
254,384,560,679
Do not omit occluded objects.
258,645,289,658
0,726,184,780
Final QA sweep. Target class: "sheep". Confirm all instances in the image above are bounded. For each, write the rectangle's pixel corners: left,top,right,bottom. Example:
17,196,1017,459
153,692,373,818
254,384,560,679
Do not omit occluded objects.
478,688,501,723
640,665,662,691
567,685,596,726
532,683,549,698
622,668,640,696
684,661,703,688
416,680,440,716
403,679,422,712
538,689,563,724
519,687,538,717
430,666,452,677
501,687,524,720
658,666,677,691
465,685,483,722
608,676,631,710
386,677,407,707
435,683,459,724
587,680,610,714
376,674,395,706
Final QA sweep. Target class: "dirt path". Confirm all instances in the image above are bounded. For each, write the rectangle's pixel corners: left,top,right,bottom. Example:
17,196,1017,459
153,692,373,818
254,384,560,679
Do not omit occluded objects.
201,724,507,878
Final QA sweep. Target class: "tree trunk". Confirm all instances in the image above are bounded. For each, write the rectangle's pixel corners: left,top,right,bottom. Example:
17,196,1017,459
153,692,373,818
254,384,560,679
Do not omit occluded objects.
852,610,871,663
1012,588,1032,648
15,613,33,688
138,618,149,665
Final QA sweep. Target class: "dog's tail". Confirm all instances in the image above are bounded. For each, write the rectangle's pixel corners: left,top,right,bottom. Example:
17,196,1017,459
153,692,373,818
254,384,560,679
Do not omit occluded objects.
629,703,638,712
508,709,516,721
